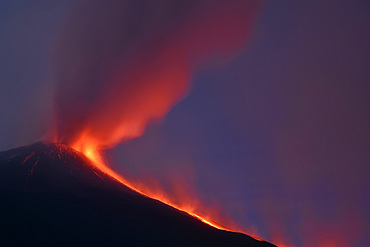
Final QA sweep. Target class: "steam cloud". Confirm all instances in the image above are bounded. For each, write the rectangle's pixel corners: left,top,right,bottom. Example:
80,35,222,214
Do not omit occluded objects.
51,0,260,150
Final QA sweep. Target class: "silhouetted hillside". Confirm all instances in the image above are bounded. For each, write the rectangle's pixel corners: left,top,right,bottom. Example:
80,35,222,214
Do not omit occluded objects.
0,142,276,247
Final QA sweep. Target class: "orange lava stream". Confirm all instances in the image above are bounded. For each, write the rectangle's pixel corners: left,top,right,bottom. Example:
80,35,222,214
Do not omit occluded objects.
72,142,234,232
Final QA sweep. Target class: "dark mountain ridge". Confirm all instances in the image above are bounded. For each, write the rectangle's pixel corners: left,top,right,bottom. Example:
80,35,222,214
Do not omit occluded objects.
0,142,276,247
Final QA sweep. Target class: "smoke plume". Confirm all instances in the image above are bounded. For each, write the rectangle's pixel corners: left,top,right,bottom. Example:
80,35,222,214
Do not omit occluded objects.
51,0,260,151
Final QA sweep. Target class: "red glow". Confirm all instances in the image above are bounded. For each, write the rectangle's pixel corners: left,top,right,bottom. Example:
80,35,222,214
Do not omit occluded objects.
72,139,234,232
51,0,265,242
259,203,365,247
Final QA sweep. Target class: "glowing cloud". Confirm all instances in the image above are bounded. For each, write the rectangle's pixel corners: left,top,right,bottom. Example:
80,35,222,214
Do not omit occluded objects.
50,0,262,235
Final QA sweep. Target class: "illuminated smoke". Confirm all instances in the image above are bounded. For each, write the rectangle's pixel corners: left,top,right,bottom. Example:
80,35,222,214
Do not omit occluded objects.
52,0,260,150
50,0,261,235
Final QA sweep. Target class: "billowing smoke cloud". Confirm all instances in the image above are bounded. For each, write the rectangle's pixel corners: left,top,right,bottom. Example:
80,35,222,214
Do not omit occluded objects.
51,0,261,151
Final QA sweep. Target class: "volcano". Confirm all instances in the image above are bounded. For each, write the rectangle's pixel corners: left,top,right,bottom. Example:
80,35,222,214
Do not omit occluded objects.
0,142,275,247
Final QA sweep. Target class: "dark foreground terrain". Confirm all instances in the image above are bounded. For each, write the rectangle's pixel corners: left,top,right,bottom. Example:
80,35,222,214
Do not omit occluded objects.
0,142,276,247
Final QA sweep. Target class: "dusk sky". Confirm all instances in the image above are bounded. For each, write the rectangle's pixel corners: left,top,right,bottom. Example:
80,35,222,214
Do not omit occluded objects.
1,1,369,246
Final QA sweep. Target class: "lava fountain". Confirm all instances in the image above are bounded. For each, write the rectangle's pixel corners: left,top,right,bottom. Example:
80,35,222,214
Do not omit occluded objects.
50,0,263,235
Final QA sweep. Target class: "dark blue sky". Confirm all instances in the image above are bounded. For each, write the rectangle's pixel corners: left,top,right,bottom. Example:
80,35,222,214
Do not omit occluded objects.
1,1,369,246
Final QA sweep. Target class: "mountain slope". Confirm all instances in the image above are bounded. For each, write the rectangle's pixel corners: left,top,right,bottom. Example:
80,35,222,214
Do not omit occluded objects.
0,142,276,247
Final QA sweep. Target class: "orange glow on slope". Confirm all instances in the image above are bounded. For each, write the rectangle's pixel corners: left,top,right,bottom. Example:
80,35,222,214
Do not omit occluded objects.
71,139,236,232
51,0,266,243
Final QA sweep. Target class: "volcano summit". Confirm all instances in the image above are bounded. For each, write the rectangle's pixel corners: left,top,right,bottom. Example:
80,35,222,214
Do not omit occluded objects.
0,142,275,247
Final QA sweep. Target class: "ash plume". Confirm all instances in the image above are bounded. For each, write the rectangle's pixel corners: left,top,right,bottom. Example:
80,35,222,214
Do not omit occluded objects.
51,0,261,149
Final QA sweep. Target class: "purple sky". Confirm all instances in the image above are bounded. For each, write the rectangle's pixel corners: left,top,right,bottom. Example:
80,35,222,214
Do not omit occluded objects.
0,1,369,246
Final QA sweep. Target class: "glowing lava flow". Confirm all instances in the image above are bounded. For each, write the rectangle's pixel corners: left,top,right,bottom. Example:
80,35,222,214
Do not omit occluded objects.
71,140,235,232
51,0,266,240
51,0,262,236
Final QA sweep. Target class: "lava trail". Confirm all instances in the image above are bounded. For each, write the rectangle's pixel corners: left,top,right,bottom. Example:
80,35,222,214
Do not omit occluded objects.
49,0,263,235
